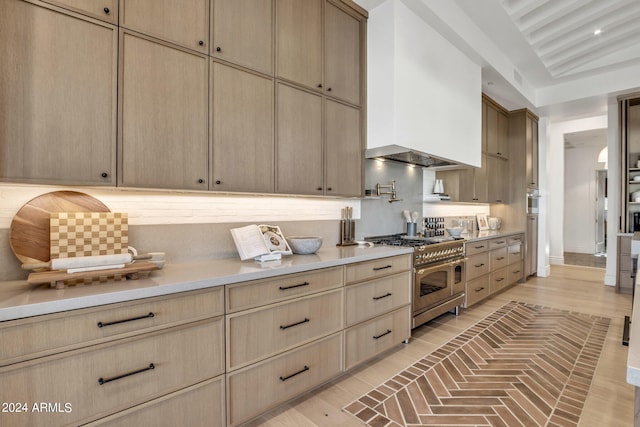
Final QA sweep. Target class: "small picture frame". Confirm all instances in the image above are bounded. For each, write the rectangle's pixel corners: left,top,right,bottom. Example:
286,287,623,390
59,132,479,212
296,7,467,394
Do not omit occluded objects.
476,213,489,231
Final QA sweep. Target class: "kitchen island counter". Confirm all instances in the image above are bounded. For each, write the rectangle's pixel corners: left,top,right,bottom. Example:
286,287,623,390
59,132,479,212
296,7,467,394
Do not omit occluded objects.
0,245,413,322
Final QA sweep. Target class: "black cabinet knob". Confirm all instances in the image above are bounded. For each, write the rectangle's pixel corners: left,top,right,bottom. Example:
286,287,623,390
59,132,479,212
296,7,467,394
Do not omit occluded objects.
101,172,108,178
215,180,221,185
317,84,322,88
198,179,204,184
104,7,110,14
327,87,332,92
216,47,221,52
198,40,204,46
316,187,323,191
327,187,332,191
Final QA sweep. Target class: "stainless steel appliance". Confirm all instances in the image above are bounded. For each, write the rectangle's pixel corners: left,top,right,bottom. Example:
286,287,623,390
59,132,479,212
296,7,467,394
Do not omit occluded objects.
365,234,466,328
526,189,540,214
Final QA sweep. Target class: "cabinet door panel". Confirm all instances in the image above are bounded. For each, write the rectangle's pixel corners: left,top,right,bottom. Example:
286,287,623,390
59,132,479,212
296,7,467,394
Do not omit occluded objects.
212,0,273,74
325,2,361,105
487,155,508,203
212,62,274,193
276,84,323,194
0,0,117,185
276,0,322,89
325,100,362,196
120,33,208,190
43,0,118,24
121,0,209,53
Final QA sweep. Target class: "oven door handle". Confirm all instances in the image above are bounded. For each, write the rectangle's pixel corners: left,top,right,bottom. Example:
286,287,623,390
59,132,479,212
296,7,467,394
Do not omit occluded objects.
447,257,468,266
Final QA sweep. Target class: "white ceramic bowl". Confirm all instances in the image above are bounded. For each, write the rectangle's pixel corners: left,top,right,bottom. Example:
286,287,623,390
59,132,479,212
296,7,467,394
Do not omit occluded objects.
446,227,464,237
286,236,323,254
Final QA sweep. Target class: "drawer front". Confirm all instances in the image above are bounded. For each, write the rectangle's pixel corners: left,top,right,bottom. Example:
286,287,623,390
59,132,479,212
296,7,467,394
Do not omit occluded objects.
508,235,523,246
489,238,508,250
491,247,509,270
466,252,490,281
345,271,412,326
620,235,632,254
490,267,509,293
620,254,632,271
508,261,524,285
0,318,224,427
465,276,490,308
345,255,412,284
87,376,225,427
226,266,343,313
466,240,491,256
508,243,523,264
226,333,342,426
344,306,411,370
0,287,224,367
226,289,343,370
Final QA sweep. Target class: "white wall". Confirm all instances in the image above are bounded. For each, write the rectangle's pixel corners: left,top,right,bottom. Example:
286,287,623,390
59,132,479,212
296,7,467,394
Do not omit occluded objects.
367,0,482,167
563,142,607,253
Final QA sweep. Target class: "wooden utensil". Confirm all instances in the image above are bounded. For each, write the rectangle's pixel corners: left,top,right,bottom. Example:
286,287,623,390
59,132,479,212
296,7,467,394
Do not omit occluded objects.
9,191,111,264
21,253,153,271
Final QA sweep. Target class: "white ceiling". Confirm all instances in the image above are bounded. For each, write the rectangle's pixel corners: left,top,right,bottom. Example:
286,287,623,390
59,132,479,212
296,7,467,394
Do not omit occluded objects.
356,0,640,121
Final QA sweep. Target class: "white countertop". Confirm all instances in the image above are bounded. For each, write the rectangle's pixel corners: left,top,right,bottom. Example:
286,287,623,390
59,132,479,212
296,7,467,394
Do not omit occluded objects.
0,245,413,322
462,229,524,242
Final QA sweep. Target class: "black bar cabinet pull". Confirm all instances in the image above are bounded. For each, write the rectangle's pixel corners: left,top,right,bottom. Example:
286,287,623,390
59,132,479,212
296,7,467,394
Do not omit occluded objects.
280,365,309,381
475,245,485,249
475,287,485,292
474,263,484,268
280,318,310,330
497,256,505,260
373,329,392,340
98,363,155,385
373,292,392,301
373,265,392,271
97,312,154,328
496,278,505,282
279,281,310,291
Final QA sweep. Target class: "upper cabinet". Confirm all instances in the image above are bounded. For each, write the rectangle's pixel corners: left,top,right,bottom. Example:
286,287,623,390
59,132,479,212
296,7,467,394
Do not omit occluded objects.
42,0,119,24
483,95,509,159
119,32,209,190
526,114,539,188
325,100,362,196
211,62,274,193
277,0,363,106
325,2,361,105
0,0,117,186
211,0,273,75
120,0,210,53
276,0,323,91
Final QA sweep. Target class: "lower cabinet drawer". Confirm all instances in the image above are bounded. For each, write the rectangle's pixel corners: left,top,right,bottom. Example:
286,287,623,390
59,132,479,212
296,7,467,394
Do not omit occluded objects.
344,305,411,370
466,252,490,281
226,333,343,426
226,288,343,371
508,261,524,284
345,271,412,326
491,247,508,270
0,287,224,367
464,275,490,307
345,255,412,284
0,317,224,427
86,376,225,427
490,267,509,293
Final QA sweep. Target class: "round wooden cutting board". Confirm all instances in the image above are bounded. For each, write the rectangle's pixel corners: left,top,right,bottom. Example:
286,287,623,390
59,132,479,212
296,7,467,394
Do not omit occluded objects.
9,191,111,264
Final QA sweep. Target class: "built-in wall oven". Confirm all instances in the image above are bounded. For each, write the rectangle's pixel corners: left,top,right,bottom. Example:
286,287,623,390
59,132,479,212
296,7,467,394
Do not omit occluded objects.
365,235,466,328
526,189,540,214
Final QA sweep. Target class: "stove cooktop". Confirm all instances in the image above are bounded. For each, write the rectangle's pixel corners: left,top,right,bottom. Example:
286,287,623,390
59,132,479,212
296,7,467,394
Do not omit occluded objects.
364,234,463,248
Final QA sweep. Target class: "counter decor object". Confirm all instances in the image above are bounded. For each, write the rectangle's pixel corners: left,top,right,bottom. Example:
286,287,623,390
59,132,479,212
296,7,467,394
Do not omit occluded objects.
286,237,323,254
230,224,292,261
337,206,357,246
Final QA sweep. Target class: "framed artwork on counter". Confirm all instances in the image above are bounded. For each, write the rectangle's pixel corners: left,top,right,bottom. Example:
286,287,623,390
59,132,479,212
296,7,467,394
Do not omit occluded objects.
476,213,489,230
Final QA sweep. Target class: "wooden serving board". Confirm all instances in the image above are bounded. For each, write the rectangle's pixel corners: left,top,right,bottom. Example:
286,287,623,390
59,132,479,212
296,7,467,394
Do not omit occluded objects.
9,191,111,264
27,261,159,289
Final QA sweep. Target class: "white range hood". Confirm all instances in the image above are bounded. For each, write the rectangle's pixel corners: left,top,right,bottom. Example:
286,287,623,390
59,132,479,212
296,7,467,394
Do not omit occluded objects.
365,0,482,169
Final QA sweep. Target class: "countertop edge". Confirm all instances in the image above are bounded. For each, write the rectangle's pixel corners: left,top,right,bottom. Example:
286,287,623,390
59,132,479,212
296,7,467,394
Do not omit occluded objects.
462,229,525,242
0,246,413,322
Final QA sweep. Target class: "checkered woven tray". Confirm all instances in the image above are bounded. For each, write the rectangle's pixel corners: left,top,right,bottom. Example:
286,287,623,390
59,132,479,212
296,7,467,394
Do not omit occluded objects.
50,212,128,259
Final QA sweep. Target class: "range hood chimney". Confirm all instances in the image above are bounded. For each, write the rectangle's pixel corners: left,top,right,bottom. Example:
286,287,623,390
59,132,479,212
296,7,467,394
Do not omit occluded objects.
365,145,468,170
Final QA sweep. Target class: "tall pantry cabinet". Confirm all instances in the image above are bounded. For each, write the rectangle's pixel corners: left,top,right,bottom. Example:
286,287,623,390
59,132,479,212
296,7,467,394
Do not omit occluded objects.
0,0,367,198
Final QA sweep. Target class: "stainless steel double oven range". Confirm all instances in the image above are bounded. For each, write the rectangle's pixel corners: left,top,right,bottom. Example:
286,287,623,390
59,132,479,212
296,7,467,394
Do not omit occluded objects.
366,235,466,328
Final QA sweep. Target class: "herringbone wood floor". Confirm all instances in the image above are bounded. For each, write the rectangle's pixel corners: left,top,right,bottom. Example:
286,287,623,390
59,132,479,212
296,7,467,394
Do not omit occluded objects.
243,265,634,426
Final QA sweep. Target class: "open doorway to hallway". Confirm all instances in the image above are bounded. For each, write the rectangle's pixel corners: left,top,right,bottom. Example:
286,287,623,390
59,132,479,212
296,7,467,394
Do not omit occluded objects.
563,129,608,268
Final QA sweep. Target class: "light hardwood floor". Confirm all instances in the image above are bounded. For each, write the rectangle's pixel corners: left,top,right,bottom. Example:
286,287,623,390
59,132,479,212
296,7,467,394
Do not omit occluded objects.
244,265,634,426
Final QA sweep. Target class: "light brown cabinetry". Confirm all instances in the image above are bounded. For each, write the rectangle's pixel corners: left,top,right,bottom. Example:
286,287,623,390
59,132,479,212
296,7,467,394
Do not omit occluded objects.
42,0,118,24
211,0,273,74
617,235,633,294
343,255,412,369
0,0,117,186
464,235,523,307
211,62,274,192
436,151,505,203
526,215,538,277
526,114,539,188
484,95,509,159
0,289,226,427
120,0,210,53
119,32,209,190
325,99,363,196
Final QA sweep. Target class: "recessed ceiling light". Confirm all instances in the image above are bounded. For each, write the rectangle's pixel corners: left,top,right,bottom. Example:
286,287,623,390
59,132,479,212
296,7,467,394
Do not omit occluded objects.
594,29,602,36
